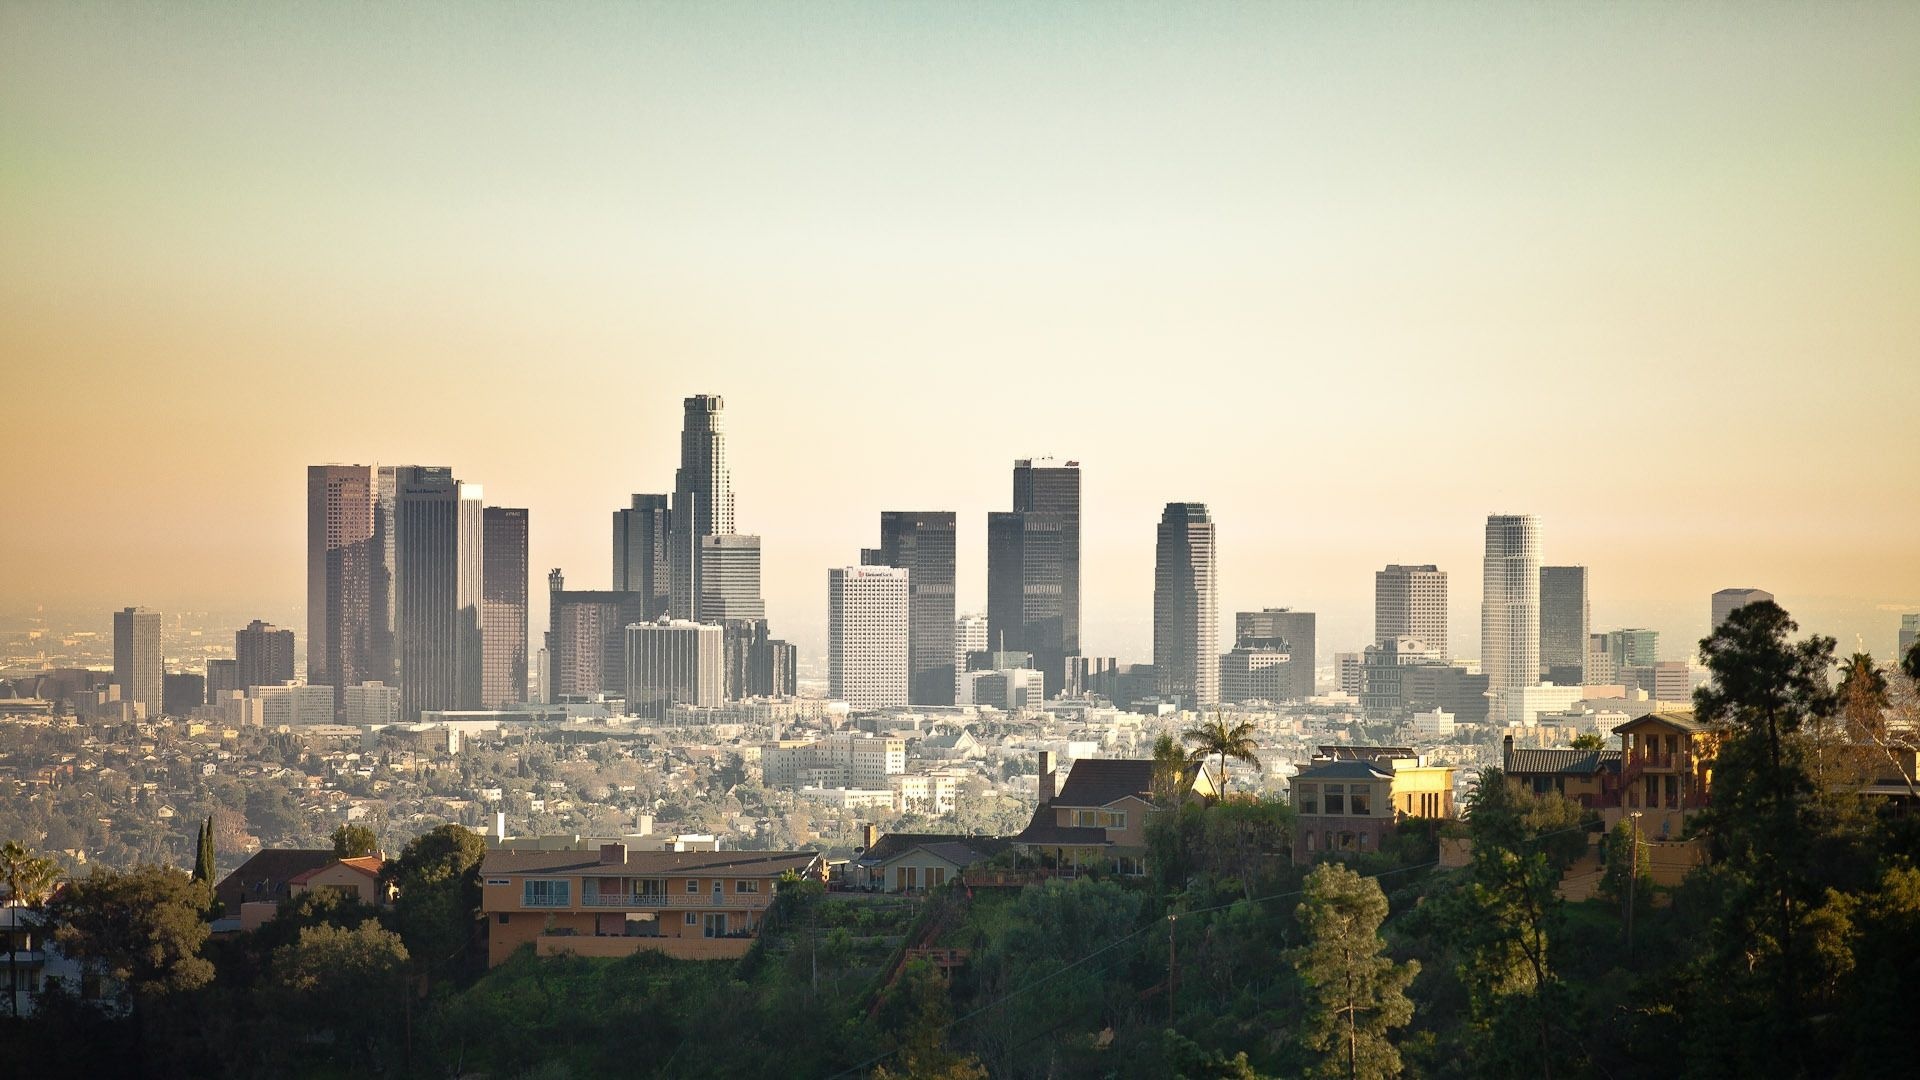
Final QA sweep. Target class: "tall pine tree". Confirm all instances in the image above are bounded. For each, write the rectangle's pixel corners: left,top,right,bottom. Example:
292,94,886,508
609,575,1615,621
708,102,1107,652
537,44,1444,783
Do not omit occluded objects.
1288,863,1418,1080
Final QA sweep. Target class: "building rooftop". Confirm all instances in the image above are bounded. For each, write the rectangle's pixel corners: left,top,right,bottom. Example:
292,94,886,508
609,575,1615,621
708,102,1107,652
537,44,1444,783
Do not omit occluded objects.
1053,758,1154,808
480,848,820,878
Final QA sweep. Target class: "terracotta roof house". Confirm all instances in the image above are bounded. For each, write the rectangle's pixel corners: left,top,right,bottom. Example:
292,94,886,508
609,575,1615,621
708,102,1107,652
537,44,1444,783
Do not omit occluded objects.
286,855,388,907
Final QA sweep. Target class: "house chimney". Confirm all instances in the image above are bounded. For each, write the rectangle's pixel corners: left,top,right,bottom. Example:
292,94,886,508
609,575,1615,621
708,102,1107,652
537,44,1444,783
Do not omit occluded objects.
1502,734,1513,768
600,843,626,865
1037,750,1056,806
862,823,879,850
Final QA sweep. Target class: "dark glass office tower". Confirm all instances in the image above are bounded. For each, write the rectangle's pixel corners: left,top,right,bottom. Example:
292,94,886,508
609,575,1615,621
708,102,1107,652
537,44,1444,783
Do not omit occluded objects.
613,493,672,618
395,467,483,720
1539,565,1590,685
235,619,296,690
483,506,529,706
863,511,958,705
987,458,1080,696
1154,503,1218,707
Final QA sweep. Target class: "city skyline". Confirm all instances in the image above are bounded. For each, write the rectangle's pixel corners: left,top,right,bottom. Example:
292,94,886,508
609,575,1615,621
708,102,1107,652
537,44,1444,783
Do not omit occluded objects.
3,4,1917,664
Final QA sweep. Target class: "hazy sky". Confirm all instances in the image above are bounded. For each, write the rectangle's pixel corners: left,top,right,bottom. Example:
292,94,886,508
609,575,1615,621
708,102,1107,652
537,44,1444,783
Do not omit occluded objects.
3,2,1917,665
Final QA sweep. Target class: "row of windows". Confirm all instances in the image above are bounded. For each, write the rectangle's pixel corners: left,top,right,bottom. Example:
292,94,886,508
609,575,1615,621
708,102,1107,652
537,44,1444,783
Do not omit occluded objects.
1072,809,1127,829
1293,782,1373,817
1302,830,1372,853
522,877,764,906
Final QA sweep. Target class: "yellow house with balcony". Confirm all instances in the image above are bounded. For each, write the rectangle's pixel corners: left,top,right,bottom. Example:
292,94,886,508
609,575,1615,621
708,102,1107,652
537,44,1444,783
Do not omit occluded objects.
479,844,823,966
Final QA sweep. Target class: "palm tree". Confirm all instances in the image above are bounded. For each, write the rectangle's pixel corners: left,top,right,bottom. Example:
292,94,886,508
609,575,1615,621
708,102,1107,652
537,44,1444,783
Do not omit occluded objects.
1181,714,1261,798
0,841,59,908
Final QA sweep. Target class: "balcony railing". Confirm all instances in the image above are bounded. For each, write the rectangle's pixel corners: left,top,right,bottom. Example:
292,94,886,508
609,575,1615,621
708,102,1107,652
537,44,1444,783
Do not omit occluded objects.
577,891,770,909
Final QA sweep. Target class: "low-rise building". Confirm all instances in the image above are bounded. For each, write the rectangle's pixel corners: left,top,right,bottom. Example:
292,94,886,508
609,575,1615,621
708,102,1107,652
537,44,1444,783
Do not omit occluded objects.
478,845,823,965
1289,746,1456,861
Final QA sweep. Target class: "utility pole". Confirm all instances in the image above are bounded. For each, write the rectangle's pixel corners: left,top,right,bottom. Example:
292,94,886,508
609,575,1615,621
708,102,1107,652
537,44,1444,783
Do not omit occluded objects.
1167,914,1177,1026
1626,810,1642,958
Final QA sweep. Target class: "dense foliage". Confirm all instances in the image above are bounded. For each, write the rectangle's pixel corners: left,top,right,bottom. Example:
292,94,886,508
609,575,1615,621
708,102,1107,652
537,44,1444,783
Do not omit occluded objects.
6,605,1918,1077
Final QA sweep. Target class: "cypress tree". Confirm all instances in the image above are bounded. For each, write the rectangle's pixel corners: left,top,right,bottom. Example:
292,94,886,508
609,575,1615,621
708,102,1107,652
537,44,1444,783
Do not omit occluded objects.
193,815,215,886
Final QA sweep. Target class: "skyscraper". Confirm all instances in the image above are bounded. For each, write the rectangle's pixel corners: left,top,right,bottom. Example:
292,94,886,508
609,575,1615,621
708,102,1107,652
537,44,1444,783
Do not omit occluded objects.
394,467,484,719
307,464,378,710
1153,502,1218,708
1711,588,1774,632
1235,608,1316,701
625,618,724,720
669,395,735,620
1901,614,1919,662
113,606,163,718
235,619,295,690
482,506,529,707
863,511,957,706
954,613,988,701
1482,514,1541,724
612,493,672,619
1374,565,1449,658
1539,566,1590,685
987,457,1080,695
1603,628,1660,669
829,565,909,711
697,534,767,622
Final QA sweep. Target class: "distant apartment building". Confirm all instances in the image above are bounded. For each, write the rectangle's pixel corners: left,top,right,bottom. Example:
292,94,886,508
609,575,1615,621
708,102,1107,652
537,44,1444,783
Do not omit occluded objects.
953,613,989,701
1649,660,1691,704
236,619,296,691
253,684,336,726
1336,652,1364,698
829,565,909,710
343,681,400,725
547,571,651,700
1538,566,1589,685
761,733,906,790
1219,639,1293,704
113,606,163,718
625,619,725,721
1360,636,1438,719
1375,565,1448,658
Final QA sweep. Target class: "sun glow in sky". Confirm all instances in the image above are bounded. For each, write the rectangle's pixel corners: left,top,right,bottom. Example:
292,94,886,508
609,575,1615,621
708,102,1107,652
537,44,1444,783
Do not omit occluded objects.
3,2,1917,661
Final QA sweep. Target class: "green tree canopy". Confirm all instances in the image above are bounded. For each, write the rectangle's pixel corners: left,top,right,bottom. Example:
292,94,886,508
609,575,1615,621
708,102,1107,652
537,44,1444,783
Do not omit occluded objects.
1288,863,1417,1079
49,865,214,998
384,823,487,977
331,822,381,858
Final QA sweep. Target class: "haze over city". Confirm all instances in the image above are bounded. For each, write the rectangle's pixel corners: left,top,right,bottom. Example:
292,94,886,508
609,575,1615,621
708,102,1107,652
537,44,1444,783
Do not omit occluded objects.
3,2,1916,663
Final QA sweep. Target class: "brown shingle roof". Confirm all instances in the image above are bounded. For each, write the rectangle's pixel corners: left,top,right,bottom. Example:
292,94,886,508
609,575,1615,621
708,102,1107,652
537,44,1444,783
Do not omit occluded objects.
1052,758,1154,808
1503,748,1622,776
214,848,335,913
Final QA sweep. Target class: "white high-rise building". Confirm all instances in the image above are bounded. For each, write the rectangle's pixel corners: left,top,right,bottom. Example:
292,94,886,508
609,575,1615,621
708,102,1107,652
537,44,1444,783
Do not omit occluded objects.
625,618,724,720
1482,514,1541,725
954,613,988,700
113,606,163,719
829,566,909,711
1375,564,1449,659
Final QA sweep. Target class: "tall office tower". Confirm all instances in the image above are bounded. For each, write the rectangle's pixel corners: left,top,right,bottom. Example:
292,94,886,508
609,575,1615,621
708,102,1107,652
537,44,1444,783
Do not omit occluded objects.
829,566,909,711
1711,588,1774,633
1153,503,1219,708
1374,565,1449,658
1604,628,1660,669
1538,566,1591,685
721,618,770,699
546,569,650,700
613,494,672,618
625,618,724,720
235,620,296,690
751,635,798,697
482,507,529,707
863,512,958,706
697,534,767,622
394,467,484,720
669,395,736,620
1236,608,1316,701
112,606,163,718
1481,514,1541,725
954,613,989,701
987,458,1080,696
307,464,378,709
370,466,399,685
1901,614,1920,661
